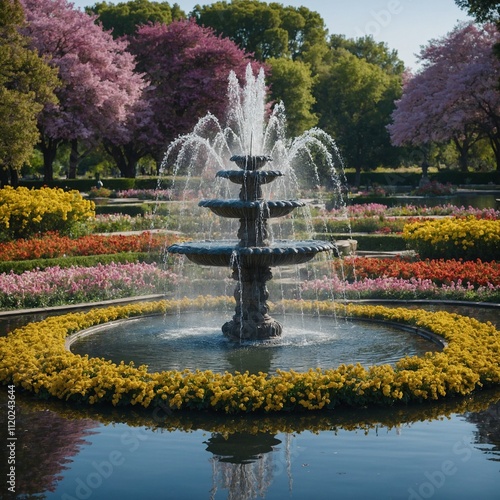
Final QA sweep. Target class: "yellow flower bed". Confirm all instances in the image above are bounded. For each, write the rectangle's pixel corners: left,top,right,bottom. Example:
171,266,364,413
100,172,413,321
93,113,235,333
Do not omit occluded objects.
1,297,499,413
403,216,500,260
0,186,95,239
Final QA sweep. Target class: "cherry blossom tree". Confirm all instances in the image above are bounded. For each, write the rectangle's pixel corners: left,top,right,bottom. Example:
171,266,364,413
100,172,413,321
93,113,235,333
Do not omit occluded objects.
116,19,262,172
20,0,144,181
389,23,500,172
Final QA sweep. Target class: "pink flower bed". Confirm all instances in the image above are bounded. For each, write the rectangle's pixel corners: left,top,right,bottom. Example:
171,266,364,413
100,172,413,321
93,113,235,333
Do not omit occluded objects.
0,262,179,309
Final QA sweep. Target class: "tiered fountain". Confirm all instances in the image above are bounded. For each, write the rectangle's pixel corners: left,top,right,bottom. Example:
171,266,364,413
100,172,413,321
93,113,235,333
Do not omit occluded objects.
167,152,335,340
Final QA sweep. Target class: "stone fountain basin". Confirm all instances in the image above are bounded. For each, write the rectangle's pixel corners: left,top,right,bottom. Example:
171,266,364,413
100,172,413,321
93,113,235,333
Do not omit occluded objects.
168,239,335,267
198,199,305,218
216,170,283,185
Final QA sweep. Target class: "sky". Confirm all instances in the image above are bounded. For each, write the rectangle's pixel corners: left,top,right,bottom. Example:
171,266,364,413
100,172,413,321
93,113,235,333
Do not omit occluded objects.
70,0,474,70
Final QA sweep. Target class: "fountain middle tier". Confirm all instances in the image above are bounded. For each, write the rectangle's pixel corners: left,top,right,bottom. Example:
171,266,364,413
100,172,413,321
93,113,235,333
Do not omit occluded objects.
167,239,335,267
198,199,305,218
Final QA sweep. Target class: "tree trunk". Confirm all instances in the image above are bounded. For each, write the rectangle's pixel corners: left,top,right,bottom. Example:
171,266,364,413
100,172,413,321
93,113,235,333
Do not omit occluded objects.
354,166,361,188
452,136,470,172
104,141,139,178
9,167,19,187
68,139,79,179
40,137,58,183
0,165,9,187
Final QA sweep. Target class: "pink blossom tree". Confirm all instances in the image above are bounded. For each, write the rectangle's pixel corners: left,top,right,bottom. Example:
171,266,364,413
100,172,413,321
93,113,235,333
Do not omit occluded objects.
20,0,145,181
120,19,262,172
389,23,500,172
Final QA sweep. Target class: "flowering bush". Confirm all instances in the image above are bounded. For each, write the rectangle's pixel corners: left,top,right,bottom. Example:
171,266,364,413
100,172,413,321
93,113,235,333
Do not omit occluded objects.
0,186,95,240
0,231,173,261
1,298,499,412
327,203,500,219
114,189,172,200
411,181,456,196
87,186,113,198
300,274,500,302
341,257,500,287
0,262,179,309
403,216,500,260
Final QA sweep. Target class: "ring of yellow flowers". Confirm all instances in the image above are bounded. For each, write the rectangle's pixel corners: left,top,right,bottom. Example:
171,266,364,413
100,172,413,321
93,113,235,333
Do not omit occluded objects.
1,297,499,413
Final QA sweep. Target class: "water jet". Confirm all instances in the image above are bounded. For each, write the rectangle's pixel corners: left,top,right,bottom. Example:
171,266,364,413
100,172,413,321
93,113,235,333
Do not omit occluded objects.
166,66,342,340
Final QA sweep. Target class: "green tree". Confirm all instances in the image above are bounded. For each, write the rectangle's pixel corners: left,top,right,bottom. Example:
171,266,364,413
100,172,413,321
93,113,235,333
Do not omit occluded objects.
315,48,402,186
0,0,58,187
455,0,500,21
191,0,329,62
266,57,317,136
329,34,405,75
87,0,184,38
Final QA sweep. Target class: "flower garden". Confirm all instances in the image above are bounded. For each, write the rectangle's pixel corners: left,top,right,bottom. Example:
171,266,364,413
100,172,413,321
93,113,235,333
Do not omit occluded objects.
1,186,500,414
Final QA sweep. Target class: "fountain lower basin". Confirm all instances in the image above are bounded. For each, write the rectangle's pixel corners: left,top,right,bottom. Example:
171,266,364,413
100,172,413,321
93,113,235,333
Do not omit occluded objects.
168,239,335,267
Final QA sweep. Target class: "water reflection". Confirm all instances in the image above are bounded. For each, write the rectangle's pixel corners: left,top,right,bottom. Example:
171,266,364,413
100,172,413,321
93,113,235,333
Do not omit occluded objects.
2,386,500,498
0,390,98,496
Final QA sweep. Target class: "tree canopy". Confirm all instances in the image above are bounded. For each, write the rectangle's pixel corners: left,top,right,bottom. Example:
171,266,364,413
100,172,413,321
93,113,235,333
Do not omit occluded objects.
0,0,58,186
86,0,184,38
389,22,500,171
21,0,144,181
117,19,262,173
455,0,500,22
315,43,403,184
191,0,329,62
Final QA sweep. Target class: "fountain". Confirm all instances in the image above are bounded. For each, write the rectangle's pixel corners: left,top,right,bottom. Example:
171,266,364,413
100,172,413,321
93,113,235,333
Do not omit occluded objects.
168,66,335,340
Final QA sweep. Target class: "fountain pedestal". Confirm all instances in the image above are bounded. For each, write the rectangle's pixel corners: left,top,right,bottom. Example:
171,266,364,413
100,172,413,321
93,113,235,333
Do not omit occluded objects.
168,154,335,340
222,265,281,340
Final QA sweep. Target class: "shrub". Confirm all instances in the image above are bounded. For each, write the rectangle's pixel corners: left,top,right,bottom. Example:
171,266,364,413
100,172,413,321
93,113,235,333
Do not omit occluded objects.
0,186,95,240
402,216,500,261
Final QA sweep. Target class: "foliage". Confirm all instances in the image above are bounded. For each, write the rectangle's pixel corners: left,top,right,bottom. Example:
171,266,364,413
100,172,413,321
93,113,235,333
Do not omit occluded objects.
87,186,113,198
455,0,500,22
0,231,171,260
78,213,172,234
403,216,500,260
389,23,500,172
0,0,58,185
266,57,317,136
0,262,178,309
1,298,499,412
411,181,456,196
20,0,145,181
191,1,329,62
113,19,260,172
0,186,95,240
315,46,403,181
87,0,179,38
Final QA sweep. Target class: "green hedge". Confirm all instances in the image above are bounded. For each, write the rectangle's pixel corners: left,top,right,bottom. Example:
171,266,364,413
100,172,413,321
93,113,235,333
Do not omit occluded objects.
0,252,162,274
94,204,153,217
19,176,190,192
344,170,500,187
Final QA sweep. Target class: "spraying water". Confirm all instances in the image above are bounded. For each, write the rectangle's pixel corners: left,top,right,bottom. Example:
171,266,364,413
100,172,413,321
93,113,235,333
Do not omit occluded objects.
164,65,351,340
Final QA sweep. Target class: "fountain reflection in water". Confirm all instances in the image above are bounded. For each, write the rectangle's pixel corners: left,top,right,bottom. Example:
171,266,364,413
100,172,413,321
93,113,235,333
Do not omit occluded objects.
165,65,348,340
